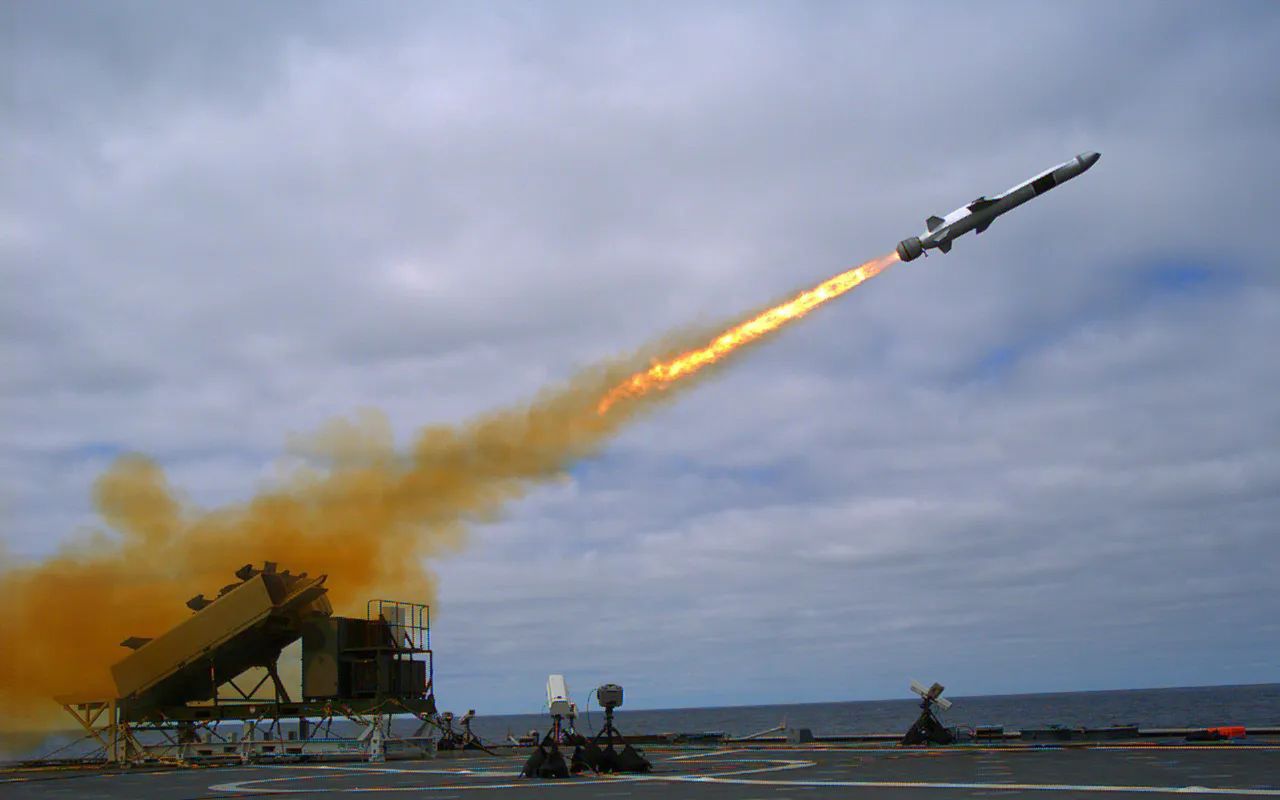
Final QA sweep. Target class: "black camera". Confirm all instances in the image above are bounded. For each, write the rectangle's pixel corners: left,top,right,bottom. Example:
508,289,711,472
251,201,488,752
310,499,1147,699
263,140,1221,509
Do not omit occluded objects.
596,683,624,710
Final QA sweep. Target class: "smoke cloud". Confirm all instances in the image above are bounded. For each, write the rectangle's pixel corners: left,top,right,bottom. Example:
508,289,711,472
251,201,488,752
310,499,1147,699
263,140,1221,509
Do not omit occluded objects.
0,349,681,730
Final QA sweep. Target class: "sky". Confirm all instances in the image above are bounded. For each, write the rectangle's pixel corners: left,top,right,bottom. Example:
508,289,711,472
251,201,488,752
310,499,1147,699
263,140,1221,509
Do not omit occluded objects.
2,1,1278,716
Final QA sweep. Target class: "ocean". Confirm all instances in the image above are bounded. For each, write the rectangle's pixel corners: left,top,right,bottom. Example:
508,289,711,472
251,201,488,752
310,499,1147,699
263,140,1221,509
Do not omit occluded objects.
6,683,1278,763
465,683,1280,743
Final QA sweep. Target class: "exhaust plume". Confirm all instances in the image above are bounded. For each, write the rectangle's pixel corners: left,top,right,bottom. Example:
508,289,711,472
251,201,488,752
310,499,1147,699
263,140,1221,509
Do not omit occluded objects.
0,251,899,731
598,252,899,412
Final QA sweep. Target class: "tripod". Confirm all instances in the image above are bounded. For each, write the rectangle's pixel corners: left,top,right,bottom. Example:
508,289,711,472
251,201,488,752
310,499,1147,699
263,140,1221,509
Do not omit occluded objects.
586,705,650,773
520,715,571,778
902,696,954,746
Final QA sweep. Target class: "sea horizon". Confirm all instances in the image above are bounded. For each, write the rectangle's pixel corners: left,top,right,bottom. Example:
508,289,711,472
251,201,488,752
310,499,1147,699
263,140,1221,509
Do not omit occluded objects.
558,681,1280,717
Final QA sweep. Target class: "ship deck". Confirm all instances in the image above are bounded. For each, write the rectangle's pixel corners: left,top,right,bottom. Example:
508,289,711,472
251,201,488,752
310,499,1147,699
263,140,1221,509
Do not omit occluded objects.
3,741,1278,799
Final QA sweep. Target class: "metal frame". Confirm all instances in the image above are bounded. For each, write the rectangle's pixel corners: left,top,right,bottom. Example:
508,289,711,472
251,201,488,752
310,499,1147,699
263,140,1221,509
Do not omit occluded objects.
365,599,434,698
60,598,440,766
59,698,139,764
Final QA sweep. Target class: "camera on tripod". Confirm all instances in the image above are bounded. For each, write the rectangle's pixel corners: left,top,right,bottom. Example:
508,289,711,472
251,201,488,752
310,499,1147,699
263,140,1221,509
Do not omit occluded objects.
521,677,650,778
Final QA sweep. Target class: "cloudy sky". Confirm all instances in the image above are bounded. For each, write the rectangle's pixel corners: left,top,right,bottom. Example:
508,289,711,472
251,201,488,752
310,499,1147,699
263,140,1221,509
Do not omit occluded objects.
3,1,1278,715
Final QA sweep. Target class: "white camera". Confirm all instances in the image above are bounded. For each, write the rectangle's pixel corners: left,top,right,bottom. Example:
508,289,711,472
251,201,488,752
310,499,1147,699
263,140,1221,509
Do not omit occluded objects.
546,674,572,717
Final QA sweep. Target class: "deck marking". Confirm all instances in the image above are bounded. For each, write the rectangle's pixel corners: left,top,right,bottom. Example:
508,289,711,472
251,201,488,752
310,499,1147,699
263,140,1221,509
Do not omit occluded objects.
667,748,746,760
654,776,1280,796
206,749,1280,797
210,765,645,794
208,756,808,793
727,745,1280,753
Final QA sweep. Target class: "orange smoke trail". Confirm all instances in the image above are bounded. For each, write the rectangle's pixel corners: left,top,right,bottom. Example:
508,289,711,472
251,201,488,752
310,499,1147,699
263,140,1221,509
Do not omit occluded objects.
0,250,899,735
0,364,648,733
598,251,900,413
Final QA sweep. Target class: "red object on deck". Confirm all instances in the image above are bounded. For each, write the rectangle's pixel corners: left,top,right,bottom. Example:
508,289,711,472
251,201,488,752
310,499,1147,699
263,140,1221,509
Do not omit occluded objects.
1207,726,1247,739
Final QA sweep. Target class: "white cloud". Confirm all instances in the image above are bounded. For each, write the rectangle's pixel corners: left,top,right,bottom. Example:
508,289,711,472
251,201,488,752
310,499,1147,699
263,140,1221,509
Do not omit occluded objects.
2,1,1278,712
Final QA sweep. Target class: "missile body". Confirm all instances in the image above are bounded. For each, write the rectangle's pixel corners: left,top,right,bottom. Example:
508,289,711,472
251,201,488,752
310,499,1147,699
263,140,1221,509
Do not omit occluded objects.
896,152,1100,262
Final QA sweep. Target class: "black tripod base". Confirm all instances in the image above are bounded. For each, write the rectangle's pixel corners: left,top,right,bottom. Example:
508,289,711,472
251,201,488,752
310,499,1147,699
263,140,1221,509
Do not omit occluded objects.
522,714,652,777
592,716,652,773
561,734,652,774
600,742,652,773
902,708,954,746
521,745,569,778
521,731,571,778
570,737,603,773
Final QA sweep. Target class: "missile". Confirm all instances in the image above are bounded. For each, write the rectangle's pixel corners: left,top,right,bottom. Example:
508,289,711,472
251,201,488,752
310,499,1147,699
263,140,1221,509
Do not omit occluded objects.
896,151,1100,262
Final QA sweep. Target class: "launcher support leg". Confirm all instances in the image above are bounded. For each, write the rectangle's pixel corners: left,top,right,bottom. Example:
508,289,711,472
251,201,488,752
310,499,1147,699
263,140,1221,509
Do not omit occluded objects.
61,699,136,765
267,663,292,703
368,714,390,763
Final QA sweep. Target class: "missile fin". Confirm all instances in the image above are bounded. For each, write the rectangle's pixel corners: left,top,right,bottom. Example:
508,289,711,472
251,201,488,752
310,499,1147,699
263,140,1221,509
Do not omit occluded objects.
926,215,945,232
975,221,991,234
938,239,952,254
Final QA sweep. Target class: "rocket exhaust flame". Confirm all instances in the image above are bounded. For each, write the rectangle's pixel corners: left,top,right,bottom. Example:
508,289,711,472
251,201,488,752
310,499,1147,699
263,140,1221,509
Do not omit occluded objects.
597,251,900,413
0,251,898,733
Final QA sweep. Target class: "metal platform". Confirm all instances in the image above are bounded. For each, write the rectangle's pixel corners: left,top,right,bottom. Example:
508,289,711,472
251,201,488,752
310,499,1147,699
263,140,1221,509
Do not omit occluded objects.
3,740,1278,798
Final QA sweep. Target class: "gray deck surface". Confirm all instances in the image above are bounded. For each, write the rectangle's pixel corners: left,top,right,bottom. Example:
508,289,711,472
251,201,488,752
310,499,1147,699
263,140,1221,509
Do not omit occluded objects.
3,743,1278,799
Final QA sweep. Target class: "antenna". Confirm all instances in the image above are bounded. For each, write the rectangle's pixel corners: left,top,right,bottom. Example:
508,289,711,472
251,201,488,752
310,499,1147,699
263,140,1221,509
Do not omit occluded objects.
902,678,955,746
910,680,953,711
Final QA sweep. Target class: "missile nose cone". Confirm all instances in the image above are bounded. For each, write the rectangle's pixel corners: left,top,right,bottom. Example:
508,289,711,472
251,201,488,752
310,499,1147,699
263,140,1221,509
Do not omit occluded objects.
1080,151,1101,170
